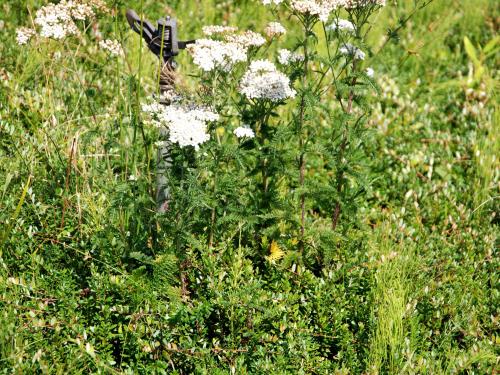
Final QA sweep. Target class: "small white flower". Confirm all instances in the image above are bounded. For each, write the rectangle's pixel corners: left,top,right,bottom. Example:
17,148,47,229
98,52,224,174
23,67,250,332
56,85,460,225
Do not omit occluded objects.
277,49,304,65
340,43,365,60
265,22,286,38
327,18,355,32
239,60,296,101
142,102,218,150
16,27,36,45
290,0,340,22
202,25,238,36
99,39,124,56
187,39,247,72
128,174,137,181
366,67,374,77
35,2,79,39
20,0,107,42
234,126,255,139
169,119,210,150
225,31,266,48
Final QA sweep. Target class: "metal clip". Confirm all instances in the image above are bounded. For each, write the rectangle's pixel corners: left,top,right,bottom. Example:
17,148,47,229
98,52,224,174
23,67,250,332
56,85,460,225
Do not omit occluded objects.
126,9,195,62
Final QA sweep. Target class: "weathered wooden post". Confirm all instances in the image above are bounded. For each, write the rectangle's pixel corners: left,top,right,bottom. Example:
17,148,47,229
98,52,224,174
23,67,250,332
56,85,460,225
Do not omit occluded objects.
126,9,195,212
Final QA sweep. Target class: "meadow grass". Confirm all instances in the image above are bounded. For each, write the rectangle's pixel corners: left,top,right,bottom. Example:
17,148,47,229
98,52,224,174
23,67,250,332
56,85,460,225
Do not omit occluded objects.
0,0,498,373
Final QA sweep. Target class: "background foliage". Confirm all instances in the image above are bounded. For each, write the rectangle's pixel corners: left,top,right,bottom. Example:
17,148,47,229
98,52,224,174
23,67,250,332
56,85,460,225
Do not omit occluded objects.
0,0,498,373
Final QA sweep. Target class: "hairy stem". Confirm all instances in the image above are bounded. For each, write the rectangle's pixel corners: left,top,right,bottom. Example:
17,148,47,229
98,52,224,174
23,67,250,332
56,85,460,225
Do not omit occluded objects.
332,61,357,230
298,23,310,252
209,145,219,248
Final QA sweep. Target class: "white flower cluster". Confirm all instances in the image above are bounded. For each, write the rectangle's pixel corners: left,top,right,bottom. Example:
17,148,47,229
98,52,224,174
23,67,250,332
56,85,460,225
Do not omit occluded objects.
188,28,266,72
16,0,108,44
225,31,266,48
202,25,238,36
16,27,36,45
142,102,219,150
234,126,255,139
287,0,385,21
187,39,247,72
265,22,286,38
240,60,296,101
99,39,124,56
366,67,374,77
326,18,355,32
340,43,366,60
290,0,342,22
34,2,78,39
277,49,304,65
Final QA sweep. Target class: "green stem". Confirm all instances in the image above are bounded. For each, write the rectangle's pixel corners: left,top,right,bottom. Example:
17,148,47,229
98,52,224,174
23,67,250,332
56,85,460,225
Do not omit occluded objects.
209,138,220,248
298,21,311,252
332,60,357,230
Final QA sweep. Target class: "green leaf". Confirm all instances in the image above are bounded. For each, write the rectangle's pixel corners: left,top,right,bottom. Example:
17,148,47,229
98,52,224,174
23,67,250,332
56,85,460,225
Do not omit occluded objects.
483,36,499,54
474,66,485,82
464,36,480,65
483,36,500,60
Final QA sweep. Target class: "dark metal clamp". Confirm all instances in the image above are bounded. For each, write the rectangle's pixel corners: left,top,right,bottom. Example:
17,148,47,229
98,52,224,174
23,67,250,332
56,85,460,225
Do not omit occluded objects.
125,9,195,63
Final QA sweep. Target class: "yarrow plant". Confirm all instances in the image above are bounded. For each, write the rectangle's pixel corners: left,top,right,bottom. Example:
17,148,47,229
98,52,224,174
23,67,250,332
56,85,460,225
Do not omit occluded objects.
225,30,266,48
265,22,287,38
137,0,434,265
15,0,109,44
99,39,124,56
142,101,218,150
187,39,247,72
239,60,296,101
202,25,239,36
135,0,393,259
16,28,36,45
234,126,256,139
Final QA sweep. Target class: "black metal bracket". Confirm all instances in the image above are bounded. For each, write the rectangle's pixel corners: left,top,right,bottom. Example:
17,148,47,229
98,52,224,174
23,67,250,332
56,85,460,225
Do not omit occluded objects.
126,9,195,62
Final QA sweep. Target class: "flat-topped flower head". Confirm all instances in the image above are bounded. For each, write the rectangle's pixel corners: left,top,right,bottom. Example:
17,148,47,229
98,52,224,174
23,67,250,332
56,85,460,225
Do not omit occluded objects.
225,31,266,48
234,126,255,139
99,39,124,56
24,0,108,41
265,22,286,38
35,3,78,39
291,0,342,22
169,118,210,150
202,25,238,36
239,60,296,101
142,102,218,150
187,39,247,72
16,27,36,45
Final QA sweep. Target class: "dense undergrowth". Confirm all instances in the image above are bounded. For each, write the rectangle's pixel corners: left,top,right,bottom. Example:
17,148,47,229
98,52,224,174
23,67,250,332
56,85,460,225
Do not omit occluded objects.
0,0,498,373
